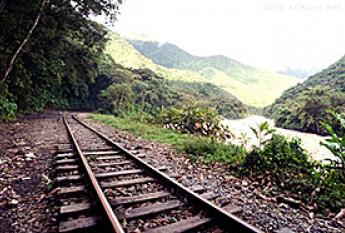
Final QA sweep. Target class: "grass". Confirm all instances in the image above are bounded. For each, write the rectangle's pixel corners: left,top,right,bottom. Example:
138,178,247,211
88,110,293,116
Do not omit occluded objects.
89,113,244,163
89,113,192,150
90,113,344,213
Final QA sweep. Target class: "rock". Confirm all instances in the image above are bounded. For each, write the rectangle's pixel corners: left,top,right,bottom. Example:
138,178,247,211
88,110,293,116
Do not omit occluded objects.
10,199,19,205
8,148,19,154
335,208,345,219
25,152,36,159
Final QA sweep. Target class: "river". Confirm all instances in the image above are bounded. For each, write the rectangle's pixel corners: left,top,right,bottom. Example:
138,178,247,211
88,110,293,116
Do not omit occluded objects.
222,115,335,162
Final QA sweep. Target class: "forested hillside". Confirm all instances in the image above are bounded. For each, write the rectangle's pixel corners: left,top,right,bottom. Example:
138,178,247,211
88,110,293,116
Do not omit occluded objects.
97,56,249,119
126,39,300,107
0,4,248,121
0,0,121,120
266,55,345,135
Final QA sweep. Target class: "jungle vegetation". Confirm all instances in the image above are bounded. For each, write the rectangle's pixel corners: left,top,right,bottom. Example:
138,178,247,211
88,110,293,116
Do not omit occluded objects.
0,0,121,121
94,56,250,119
126,39,300,107
0,1,248,121
266,55,345,135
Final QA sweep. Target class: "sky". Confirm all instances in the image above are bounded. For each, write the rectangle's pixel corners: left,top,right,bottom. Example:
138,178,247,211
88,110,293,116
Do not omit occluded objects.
108,0,345,71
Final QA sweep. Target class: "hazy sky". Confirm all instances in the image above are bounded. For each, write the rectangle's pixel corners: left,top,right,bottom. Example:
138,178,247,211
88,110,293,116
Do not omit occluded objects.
109,0,345,71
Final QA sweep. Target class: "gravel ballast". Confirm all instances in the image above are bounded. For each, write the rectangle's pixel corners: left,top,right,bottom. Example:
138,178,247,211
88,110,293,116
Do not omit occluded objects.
83,114,344,233
0,113,343,233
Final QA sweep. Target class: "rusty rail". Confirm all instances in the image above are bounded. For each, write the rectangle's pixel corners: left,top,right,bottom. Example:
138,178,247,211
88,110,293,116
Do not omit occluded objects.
63,115,125,233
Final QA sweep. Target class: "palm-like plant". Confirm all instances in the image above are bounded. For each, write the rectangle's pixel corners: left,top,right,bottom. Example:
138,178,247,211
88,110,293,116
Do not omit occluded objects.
320,112,345,178
250,121,276,149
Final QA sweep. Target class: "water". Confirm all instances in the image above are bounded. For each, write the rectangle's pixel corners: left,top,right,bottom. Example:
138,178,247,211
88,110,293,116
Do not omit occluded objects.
222,115,335,162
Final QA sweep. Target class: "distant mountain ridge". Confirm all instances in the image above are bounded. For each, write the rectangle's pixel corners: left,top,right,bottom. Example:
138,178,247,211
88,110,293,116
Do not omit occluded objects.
127,39,300,107
278,67,321,79
127,40,252,75
104,32,300,107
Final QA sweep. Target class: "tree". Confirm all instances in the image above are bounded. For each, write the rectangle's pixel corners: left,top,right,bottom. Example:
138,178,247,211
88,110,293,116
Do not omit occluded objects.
101,83,134,113
0,0,48,84
0,0,121,113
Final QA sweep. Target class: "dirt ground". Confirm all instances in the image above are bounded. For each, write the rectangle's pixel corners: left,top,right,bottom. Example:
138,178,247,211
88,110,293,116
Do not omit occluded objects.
0,114,67,233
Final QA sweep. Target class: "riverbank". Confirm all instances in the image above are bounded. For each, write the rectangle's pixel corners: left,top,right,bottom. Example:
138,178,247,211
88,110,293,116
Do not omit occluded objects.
223,115,335,162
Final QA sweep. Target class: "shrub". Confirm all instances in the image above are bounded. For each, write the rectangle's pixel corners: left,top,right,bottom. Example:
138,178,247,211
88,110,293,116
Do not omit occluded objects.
316,169,345,211
0,96,17,122
154,106,231,140
250,121,276,149
318,112,345,211
120,104,154,123
237,134,319,206
238,130,345,213
320,112,345,175
240,134,314,177
183,137,246,165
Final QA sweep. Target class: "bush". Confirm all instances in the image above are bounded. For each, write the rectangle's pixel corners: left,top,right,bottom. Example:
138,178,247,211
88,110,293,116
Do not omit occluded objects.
183,137,246,165
0,96,17,122
154,106,231,140
320,112,345,175
238,133,319,205
237,131,345,213
318,112,345,211
240,134,314,177
119,104,154,123
316,169,345,211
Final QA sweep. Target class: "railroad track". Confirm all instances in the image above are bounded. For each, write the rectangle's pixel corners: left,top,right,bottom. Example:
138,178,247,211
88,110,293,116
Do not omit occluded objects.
55,114,262,233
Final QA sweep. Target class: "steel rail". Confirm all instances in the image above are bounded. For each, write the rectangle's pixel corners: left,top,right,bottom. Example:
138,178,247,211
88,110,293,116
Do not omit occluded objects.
63,115,125,233
73,115,263,233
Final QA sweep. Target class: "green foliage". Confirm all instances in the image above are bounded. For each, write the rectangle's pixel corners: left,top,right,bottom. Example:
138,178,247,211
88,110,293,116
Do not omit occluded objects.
0,1,121,113
238,131,345,212
273,87,344,135
315,168,345,211
266,55,345,135
183,137,246,165
240,134,313,177
125,39,300,107
238,134,320,207
89,113,192,150
169,81,249,119
239,132,249,147
0,95,17,122
101,83,134,114
154,106,231,140
320,112,345,178
250,121,276,149
98,57,249,119
41,174,53,191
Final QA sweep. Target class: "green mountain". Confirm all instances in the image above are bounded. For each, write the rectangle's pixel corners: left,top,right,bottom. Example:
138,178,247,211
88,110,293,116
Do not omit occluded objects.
126,39,300,107
105,33,205,82
266,55,345,135
98,55,249,119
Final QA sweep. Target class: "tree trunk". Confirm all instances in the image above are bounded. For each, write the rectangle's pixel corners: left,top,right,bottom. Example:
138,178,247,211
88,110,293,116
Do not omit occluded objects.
0,0,48,84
